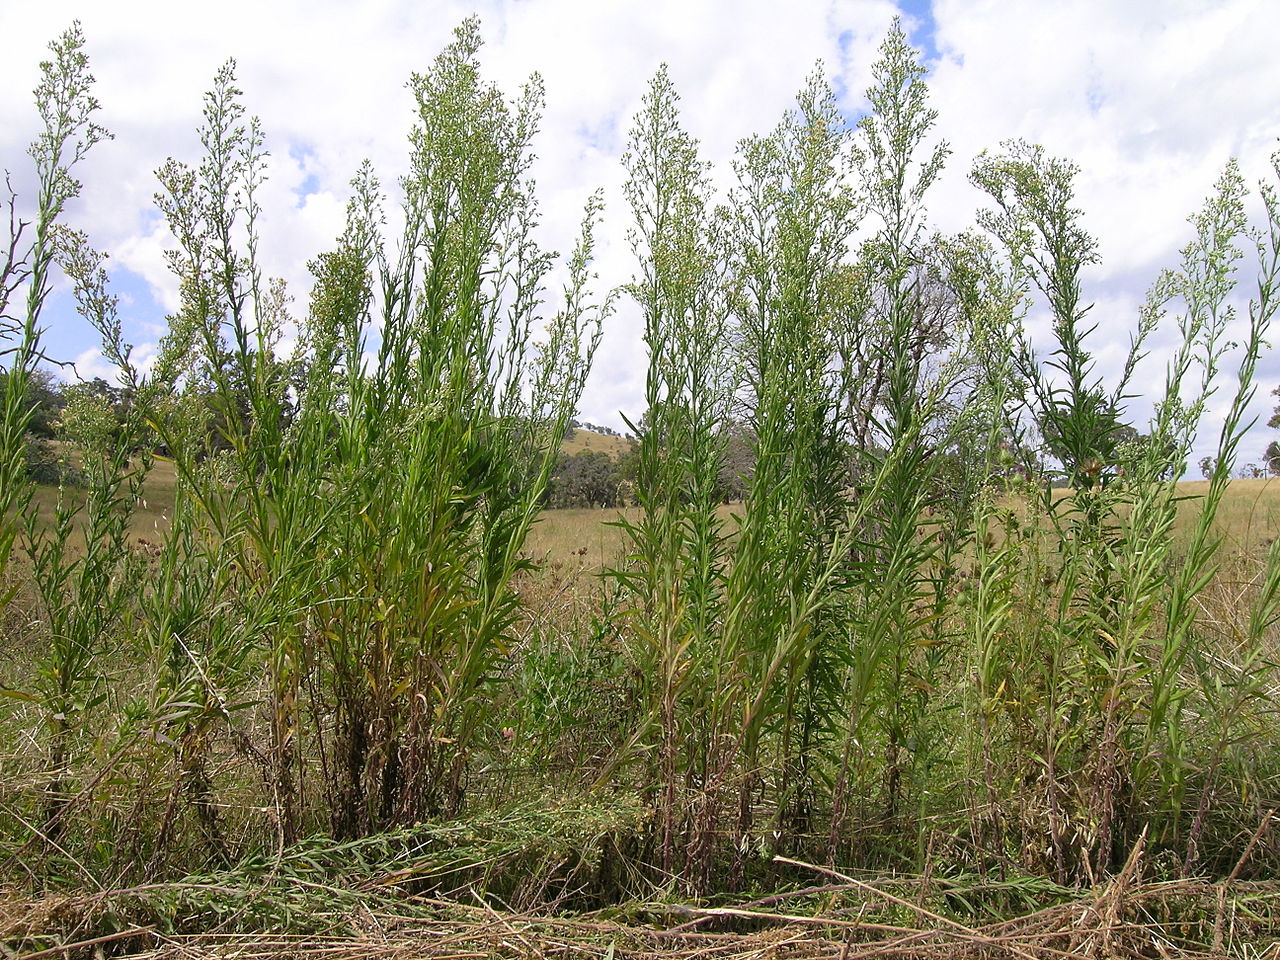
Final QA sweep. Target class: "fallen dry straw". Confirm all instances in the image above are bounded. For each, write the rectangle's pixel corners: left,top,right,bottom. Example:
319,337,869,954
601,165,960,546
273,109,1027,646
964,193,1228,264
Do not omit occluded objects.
4,872,1277,960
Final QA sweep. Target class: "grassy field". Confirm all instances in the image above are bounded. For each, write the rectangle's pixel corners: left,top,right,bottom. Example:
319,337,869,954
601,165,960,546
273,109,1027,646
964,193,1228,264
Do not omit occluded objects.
21,429,631,551
1174,477,1280,553
19,458,1280,572
561,427,634,459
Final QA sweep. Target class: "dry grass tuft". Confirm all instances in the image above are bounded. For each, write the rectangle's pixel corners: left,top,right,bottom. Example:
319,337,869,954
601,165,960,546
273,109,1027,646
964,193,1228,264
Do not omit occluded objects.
561,428,634,460
3,871,1277,959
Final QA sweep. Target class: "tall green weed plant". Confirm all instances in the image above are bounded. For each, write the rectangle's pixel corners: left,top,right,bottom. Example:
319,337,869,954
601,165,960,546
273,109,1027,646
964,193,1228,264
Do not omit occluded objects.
0,18,1277,902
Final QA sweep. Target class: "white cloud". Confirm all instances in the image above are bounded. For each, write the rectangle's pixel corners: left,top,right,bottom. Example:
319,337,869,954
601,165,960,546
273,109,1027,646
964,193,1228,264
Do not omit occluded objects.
925,0,1280,463
2,0,1277,461
71,345,123,385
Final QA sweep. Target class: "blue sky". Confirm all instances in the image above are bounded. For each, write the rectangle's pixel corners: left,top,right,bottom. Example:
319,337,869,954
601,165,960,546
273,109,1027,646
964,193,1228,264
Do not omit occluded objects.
898,0,940,61
3,0,1279,467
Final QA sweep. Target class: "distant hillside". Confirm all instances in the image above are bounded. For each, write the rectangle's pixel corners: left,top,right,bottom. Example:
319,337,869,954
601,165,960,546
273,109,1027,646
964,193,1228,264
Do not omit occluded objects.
561,427,634,459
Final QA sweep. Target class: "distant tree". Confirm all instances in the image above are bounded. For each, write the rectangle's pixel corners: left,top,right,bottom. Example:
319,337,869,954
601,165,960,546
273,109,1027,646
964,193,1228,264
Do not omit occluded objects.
614,440,640,504
0,368,71,481
0,367,64,439
546,450,620,508
578,421,620,438
1198,455,1216,479
716,419,754,503
0,369,132,485
1267,384,1280,474
1266,442,1280,476
834,241,967,462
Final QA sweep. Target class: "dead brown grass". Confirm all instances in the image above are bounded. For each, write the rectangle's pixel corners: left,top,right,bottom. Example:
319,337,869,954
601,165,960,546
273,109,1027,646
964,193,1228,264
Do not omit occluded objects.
561,428,634,459
2,871,1276,958
23,455,177,549
1173,477,1280,557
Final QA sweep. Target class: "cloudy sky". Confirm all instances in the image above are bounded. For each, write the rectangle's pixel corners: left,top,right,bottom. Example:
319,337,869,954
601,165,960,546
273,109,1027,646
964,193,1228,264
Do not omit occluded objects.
2,0,1278,466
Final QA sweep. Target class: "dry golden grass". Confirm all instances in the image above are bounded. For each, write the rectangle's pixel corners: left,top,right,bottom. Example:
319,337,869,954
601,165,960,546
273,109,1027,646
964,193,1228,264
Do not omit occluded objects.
1173,477,1280,556
3,869,1273,960
525,502,745,574
561,427,634,459
19,428,631,554
525,505,637,570
526,477,1280,572
14,465,1280,579
23,455,177,549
